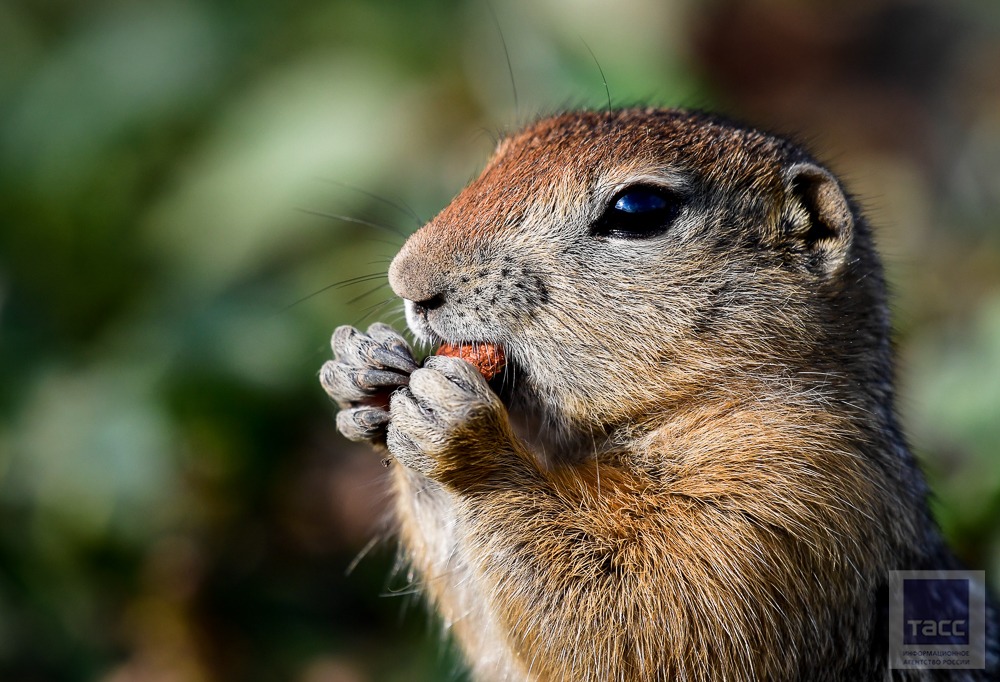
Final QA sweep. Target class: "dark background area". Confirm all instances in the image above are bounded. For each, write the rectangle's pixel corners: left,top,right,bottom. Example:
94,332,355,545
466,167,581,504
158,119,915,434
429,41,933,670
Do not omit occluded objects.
1,0,998,680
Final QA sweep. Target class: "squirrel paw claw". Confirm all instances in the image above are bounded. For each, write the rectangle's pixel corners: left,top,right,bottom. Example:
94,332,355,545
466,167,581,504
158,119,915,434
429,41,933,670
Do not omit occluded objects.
323,324,416,443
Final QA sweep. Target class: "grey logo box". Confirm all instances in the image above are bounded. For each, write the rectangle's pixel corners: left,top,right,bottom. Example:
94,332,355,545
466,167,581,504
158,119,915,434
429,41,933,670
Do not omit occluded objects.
889,570,987,670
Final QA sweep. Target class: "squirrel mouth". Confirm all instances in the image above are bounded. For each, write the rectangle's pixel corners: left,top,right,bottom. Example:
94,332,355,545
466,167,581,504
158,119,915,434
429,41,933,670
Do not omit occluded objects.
489,359,521,408
403,299,439,345
402,301,523,404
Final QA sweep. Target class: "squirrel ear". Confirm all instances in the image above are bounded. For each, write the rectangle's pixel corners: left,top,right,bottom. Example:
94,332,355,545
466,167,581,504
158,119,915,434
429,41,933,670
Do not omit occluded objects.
782,162,854,272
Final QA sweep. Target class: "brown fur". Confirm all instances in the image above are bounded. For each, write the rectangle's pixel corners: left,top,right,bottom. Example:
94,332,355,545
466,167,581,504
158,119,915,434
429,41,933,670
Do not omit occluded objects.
338,109,997,680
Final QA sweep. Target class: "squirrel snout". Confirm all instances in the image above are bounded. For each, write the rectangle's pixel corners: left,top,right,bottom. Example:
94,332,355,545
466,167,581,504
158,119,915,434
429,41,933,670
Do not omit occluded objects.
388,250,444,304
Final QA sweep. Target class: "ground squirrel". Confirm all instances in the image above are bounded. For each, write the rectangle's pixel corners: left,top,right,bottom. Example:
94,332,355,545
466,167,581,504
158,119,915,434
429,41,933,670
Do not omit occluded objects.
320,108,999,681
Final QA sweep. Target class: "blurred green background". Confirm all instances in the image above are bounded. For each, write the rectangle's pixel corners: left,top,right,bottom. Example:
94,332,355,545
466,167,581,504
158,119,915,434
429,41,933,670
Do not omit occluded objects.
0,0,998,680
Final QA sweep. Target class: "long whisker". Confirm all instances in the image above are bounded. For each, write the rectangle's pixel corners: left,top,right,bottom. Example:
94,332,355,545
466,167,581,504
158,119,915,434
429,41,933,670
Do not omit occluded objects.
486,0,518,122
364,237,407,249
581,38,611,110
330,272,389,287
276,273,387,314
346,281,392,306
345,535,381,576
353,297,398,327
296,208,407,239
475,127,500,147
318,177,424,227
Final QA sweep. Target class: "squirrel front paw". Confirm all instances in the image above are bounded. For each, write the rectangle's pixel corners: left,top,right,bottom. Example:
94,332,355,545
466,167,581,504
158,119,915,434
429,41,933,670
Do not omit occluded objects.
386,355,510,480
321,323,418,443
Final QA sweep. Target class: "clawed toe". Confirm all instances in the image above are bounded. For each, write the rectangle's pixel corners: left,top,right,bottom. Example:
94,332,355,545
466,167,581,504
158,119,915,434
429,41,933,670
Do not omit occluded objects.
332,325,417,373
337,406,391,442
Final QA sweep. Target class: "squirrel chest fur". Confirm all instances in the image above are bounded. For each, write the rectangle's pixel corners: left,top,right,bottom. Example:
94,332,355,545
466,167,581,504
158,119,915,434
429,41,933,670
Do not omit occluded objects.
320,108,999,681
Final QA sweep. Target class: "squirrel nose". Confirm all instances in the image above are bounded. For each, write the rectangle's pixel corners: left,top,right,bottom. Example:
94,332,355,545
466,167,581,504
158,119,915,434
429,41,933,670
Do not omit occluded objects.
410,294,444,313
388,249,444,304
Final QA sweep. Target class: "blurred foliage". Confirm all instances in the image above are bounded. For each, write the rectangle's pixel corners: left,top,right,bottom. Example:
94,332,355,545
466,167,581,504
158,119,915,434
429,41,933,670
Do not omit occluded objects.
0,0,998,680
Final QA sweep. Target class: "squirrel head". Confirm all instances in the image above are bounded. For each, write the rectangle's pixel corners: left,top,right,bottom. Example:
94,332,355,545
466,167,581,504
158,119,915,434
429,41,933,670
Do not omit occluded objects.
389,109,886,437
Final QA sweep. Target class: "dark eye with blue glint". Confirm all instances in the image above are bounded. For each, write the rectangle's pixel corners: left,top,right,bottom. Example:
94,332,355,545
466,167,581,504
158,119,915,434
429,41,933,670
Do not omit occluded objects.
593,187,681,239
615,191,667,213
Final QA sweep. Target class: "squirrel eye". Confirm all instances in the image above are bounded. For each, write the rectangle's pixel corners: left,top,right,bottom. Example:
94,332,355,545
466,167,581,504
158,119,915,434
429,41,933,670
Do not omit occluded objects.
615,191,666,213
592,187,680,239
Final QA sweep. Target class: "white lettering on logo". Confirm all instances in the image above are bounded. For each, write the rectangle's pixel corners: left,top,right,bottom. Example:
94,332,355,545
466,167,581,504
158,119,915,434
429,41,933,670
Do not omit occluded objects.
905,620,967,638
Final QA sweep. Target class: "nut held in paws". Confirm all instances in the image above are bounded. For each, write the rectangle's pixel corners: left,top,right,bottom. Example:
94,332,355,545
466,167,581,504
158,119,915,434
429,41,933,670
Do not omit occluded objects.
436,342,506,380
